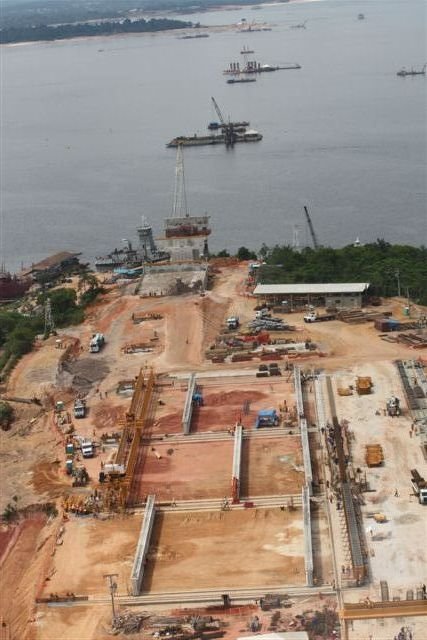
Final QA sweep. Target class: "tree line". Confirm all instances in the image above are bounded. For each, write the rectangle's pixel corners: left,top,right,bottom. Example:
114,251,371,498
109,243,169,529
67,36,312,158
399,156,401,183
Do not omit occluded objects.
0,17,193,45
256,241,427,304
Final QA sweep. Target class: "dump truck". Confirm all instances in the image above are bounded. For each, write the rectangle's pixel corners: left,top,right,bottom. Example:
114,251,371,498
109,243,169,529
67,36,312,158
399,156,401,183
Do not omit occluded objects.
365,444,384,467
73,399,86,419
386,396,401,417
356,376,373,395
410,469,427,504
89,332,105,353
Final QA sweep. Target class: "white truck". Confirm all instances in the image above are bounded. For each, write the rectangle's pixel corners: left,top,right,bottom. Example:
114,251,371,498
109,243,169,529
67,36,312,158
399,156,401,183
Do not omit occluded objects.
81,441,94,458
303,311,336,323
89,333,105,353
73,399,86,419
411,469,427,504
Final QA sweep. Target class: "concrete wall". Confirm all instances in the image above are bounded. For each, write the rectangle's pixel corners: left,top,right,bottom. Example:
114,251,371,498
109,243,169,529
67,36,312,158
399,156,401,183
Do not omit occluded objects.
130,495,156,596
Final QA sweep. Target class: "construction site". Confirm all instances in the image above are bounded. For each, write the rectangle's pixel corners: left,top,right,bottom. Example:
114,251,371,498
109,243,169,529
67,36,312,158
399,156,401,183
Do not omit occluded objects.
1,161,426,639
1,255,427,640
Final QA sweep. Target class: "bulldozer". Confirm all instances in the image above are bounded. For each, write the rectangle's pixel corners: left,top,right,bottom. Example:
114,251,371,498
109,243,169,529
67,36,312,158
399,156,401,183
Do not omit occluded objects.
386,396,401,417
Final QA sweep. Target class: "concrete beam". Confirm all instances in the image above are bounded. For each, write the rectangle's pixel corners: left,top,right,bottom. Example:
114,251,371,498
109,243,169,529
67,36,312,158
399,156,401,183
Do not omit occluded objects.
314,376,327,431
293,366,305,419
182,373,196,435
302,484,314,587
300,418,313,494
232,425,243,481
130,495,156,596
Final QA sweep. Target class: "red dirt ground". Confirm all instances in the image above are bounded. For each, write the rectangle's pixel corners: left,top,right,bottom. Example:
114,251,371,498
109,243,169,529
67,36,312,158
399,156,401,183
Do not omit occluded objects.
132,440,234,501
240,436,304,497
191,389,267,433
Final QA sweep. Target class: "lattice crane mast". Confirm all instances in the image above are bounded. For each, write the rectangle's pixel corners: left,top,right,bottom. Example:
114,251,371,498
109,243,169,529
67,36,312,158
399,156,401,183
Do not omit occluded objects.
211,96,225,126
303,206,319,250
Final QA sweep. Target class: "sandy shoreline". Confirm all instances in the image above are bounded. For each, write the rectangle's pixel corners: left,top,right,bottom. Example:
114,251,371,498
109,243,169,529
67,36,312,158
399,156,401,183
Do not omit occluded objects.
2,0,320,48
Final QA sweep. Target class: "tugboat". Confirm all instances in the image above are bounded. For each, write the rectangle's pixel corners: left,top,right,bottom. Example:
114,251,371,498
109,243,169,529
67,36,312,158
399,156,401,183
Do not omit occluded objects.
396,64,426,77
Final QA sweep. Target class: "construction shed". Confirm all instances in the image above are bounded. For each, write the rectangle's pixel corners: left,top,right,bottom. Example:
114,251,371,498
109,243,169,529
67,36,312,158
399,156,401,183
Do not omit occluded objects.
253,283,370,310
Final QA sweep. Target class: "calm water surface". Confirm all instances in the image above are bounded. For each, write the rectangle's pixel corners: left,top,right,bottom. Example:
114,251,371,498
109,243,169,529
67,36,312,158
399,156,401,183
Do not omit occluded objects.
1,0,426,271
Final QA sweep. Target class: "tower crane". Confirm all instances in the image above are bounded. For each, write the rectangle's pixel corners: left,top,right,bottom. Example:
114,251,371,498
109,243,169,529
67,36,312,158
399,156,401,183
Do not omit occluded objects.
303,206,319,250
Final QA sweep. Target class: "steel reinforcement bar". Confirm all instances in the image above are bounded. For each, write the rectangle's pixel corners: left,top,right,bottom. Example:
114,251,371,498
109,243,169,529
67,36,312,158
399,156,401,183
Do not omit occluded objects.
182,373,196,435
130,495,156,596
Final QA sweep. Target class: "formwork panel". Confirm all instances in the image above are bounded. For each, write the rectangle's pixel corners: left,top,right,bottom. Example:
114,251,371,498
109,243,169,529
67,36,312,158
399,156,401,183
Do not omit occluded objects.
132,440,233,501
143,508,305,592
240,436,304,497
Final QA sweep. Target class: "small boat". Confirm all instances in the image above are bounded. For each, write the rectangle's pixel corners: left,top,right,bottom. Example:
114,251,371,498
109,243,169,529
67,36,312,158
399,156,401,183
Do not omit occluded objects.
227,77,257,84
290,21,307,29
179,33,209,39
396,64,426,77
358,13,365,20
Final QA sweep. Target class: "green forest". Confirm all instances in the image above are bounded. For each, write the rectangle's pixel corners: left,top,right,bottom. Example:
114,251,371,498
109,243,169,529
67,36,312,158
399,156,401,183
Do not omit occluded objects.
0,17,193,44
256,241,427,304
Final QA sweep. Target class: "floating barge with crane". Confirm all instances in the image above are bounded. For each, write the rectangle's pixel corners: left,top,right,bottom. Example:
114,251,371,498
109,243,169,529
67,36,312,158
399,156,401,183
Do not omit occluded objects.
396,64,426,77
166,97,262,148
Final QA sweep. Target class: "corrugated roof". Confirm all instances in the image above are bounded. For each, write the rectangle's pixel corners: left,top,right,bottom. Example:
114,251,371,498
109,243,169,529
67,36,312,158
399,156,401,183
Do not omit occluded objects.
254,283,370,295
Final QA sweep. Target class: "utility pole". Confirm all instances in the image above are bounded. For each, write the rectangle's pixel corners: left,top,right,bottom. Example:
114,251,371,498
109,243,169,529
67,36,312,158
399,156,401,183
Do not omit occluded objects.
103,573,118,624
395,269,401,298
44,298,55,337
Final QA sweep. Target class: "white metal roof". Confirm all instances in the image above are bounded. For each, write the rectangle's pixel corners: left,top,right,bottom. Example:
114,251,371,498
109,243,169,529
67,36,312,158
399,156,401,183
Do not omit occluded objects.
254,283,370,296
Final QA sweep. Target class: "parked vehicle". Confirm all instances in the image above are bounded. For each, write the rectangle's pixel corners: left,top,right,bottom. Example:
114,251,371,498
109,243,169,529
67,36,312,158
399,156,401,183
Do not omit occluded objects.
89,333,105,353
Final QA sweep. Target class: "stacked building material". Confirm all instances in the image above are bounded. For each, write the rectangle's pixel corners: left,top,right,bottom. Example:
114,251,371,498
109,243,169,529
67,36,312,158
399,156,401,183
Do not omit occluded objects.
365,444,384,467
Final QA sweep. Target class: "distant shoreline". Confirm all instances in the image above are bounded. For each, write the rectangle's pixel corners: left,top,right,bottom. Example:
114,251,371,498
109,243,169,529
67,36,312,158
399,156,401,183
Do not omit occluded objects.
1,0,315,47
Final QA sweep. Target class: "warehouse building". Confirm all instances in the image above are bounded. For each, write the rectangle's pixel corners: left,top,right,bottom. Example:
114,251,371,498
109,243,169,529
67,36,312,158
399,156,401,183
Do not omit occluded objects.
253,283,370,310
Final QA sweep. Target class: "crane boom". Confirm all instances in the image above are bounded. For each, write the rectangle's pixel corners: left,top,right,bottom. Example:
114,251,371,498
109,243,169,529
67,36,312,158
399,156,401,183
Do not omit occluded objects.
303,206,319,249
211,96,225,125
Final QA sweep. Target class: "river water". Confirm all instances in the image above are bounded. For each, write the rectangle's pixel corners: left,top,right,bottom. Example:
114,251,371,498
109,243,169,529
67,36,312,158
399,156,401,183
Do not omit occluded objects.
1,0,426,271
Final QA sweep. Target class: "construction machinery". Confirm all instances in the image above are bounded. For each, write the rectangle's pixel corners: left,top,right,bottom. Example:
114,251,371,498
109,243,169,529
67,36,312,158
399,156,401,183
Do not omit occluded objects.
255,408,279,428
89,332,105,353
72,465,89,487
410,469,427,504
73,398,86,419
303,205,319,250
356,376,373,395
386,396,401,416
211,96,236,147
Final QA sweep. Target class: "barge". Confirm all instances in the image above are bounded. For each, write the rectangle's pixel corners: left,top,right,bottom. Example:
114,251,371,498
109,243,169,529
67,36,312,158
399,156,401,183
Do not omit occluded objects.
167,130,262,148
